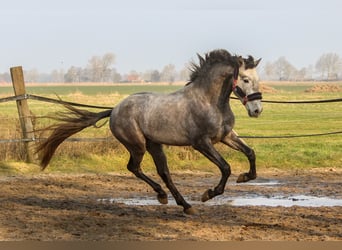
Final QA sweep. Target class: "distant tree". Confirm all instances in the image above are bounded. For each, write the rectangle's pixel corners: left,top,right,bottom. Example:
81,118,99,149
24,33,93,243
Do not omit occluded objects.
110,68,121,82
315,53,342,80
179,63,191,81
295,67,307,81
150,70,161,82
304,65,314,80
24,69,39,83
263,61,276,80
273,56,296,80
88,56,102,82
102,53,116,81
87,52,116,82
0,72,11,82
50,69,64,83
64,66,82,82
141,70,152,82
160,64,176,83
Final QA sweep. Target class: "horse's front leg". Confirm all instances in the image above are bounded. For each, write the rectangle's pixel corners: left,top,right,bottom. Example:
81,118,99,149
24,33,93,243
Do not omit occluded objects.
221,130,257,183
192,138,231,202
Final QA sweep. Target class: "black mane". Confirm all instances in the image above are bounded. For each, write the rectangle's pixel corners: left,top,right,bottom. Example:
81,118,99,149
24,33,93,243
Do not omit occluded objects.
188,50,257,84
188,49,240,83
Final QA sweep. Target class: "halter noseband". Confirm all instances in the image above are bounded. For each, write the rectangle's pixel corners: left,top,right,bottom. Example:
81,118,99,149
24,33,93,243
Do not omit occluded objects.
232,67,262,105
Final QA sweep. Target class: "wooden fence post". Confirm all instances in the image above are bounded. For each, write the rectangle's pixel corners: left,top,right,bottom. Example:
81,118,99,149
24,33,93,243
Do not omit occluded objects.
10,66,36,163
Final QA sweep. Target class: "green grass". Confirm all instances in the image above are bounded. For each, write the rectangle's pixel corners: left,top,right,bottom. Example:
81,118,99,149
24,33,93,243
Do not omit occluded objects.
0,83,341,175
0,84,183,96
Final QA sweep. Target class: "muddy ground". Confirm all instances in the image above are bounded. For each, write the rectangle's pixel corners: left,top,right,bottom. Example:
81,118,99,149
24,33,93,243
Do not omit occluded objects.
0,169,341,241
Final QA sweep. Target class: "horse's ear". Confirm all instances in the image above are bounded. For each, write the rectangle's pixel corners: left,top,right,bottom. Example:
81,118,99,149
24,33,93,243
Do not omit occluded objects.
197,53,205,66
254,58,262,67
237,56,244,67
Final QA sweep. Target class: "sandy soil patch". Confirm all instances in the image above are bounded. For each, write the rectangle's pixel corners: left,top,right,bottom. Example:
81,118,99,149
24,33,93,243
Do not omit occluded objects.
0,169,341,241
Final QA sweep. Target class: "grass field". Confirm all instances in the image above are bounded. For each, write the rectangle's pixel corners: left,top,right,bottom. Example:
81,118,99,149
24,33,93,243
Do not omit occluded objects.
0,82,341,174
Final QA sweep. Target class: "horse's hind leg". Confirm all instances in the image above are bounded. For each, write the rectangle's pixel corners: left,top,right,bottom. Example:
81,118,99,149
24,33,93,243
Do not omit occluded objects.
125,146,168,204
221,130,257,183
146,140,195,215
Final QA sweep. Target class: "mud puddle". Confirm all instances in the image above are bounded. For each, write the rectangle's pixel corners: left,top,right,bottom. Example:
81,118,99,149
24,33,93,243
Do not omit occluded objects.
222,195,342,207
98,178,342,208
98,194,342,207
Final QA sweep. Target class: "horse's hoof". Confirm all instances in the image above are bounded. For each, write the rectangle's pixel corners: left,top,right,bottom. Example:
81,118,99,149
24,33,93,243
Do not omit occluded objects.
237,173,248,183
157,194,168,204
184,207,197,215
201,189,211,202
237,173,256,183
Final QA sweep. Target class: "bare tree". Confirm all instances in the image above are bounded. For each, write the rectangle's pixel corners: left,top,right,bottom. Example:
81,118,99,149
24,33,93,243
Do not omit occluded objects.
315,53,342,80
179,63,191,81
101,53,116,81
295,67,307,81
24,69,39,83
64,66,82,83
273,56,296,80
88,52,116,82
50,69,64,83
305,65,314,80
160,64,176,83
263,61,275,80
88,56,102,82
110,68,122,82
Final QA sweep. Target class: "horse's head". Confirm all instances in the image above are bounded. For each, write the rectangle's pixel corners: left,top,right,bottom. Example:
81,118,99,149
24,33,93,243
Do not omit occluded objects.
234,56,263,117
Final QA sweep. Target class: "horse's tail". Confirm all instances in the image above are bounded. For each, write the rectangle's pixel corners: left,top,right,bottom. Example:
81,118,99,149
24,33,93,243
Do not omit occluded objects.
36,104,112,170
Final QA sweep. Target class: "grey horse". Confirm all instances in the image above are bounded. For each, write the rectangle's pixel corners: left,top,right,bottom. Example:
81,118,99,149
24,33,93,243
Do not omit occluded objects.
37,49,262,214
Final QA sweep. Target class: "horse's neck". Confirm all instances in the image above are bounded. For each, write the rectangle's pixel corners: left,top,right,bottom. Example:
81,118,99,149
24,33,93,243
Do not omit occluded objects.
190,77,233,107
184,77,233,107
218,77,233,106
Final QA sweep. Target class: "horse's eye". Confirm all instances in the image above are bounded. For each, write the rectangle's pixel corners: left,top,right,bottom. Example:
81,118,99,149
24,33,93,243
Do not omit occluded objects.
243,79,249,83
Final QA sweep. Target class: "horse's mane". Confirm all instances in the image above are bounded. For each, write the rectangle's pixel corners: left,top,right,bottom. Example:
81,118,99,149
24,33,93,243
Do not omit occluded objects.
188,49,256,84
188,49,240,84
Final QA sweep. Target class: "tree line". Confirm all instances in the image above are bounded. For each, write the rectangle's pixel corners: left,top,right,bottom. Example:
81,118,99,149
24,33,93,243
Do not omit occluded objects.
262,52,342,81
0,52,190,84
0,52,341,83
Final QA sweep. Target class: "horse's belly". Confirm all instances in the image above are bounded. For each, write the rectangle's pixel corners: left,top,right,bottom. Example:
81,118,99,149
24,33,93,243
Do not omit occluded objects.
143,121,191,146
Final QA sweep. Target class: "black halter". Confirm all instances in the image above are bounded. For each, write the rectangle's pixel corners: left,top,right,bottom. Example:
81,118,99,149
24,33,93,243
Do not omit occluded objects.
232,67,262,105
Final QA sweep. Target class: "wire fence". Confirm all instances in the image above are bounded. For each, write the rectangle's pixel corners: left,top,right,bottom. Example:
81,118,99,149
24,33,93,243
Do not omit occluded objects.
1,93,341,144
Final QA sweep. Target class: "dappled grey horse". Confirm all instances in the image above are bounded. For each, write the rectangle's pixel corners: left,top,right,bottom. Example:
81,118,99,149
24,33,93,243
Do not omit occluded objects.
37,49,262,214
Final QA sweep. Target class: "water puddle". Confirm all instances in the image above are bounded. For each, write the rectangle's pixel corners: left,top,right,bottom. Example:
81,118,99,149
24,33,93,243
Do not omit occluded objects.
98,194,342,207
222,195,342,207
97,178,342,208
232,178,280,186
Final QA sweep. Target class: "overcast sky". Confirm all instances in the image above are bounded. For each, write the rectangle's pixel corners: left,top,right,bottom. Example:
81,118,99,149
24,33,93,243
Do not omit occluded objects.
1,0,342,74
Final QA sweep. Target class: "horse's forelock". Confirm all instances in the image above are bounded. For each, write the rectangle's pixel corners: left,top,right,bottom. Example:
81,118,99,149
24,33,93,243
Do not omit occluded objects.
244,55,256,69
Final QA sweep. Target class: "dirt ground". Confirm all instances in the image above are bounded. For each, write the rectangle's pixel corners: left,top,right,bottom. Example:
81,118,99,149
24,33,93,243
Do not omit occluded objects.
0,168,341,241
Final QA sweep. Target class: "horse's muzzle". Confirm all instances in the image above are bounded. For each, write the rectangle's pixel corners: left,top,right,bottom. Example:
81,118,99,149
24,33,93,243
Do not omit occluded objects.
246,100,263,117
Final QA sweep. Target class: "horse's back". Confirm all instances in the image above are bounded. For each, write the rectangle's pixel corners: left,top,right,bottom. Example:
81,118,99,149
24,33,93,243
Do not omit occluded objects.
110,91,193,146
